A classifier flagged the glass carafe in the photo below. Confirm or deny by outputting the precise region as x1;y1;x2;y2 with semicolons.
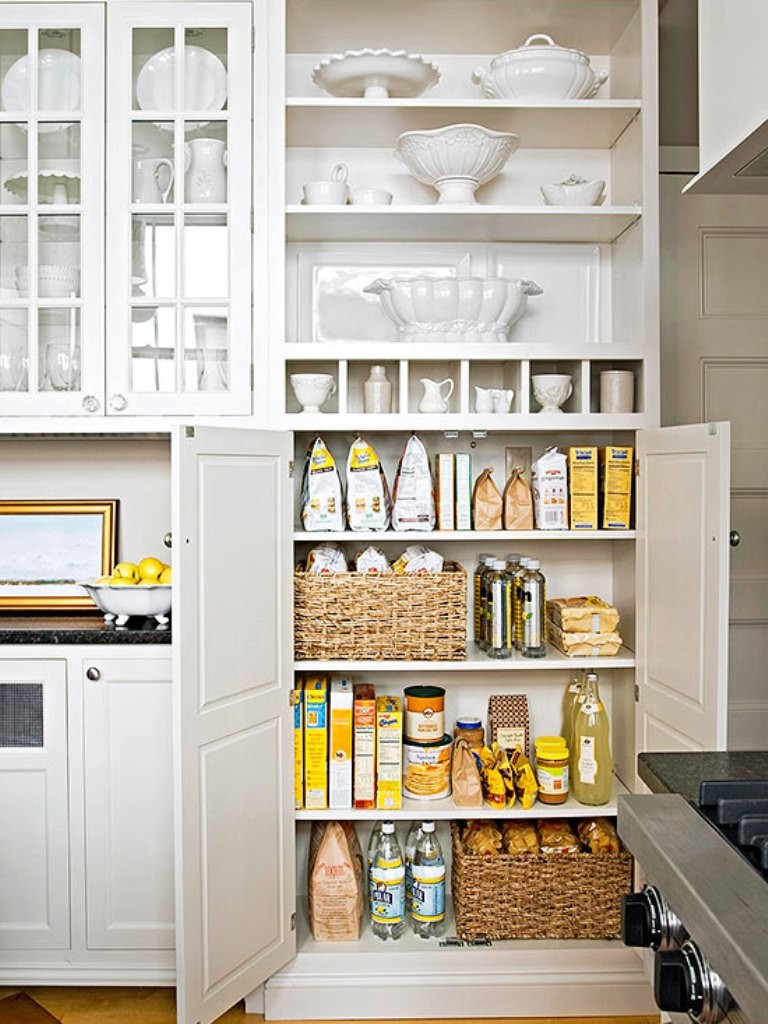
571;671;613;805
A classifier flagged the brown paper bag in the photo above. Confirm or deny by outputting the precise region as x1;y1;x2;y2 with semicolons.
451;737;484;807
472;467;502;530
503;468;534;530
308;821;364;941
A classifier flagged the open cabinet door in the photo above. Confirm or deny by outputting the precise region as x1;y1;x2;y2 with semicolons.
172;426;296;1024
636;422;730;757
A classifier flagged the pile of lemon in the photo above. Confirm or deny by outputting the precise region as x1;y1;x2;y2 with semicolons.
97;556;172;586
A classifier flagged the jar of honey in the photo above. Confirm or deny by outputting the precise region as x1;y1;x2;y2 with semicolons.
534;735;569;805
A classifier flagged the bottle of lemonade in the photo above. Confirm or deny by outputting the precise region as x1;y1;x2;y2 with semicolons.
561;670;585;749
571;671;613;805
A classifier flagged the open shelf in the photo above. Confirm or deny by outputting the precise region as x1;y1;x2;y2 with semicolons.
294;529;635;541
294;646;636;672
285;205;641;244
281;412;651;431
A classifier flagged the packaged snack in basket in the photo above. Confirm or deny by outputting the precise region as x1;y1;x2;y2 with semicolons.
345;435;391;532
547;620;623;658
532;447;568;530
355;546;391;574
462;821;502;856
547;596;620;634
305;542;348;574
451;737;483;807
301;436;343;532
392;434;435;531
472;467;503;530
538;819;580;855
503;467;534;530
502;820;540;855
392;544;444;575
308;821;364;941
577;817;621;855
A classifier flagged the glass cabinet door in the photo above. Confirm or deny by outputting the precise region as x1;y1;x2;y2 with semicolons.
0;5;103;415
106;4;252;416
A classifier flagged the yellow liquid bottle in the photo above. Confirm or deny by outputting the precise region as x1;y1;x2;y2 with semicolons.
571;671;613;806
561;670;585;749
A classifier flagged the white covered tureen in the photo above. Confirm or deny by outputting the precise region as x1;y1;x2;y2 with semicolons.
472;34;609;101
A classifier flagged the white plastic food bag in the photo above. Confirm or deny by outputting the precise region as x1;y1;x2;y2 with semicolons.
301;436;343;532
392;434;435;531
345;436;391;532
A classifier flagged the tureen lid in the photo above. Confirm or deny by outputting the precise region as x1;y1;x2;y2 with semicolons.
492;33;590;64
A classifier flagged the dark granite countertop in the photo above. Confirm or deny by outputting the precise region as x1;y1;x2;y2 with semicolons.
0;615;172;644
638;750;768;804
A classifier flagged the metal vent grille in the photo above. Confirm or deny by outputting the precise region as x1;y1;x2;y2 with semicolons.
0;683;44;747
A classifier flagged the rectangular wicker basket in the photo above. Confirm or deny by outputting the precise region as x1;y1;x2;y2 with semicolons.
294;561;467;661
450;822;633;940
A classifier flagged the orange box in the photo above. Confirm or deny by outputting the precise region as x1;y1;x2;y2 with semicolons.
353;683;376;809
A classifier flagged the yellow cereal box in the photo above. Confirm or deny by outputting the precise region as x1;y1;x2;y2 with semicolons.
304;676;329;810
329;678;353;809
354;683;376;809
292;685;303;810
600;446;634;529
568;446;598;530
376;695;403;810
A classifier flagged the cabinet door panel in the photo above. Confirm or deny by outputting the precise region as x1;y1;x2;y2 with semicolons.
174;426;295;1024
0;660;69;949
83;657;174;950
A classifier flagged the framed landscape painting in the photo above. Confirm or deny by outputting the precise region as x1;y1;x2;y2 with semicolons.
0;500;117;611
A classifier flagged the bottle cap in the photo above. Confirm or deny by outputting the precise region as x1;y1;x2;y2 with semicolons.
493;559;507;569
382;821;395;834
421;821;435;833
478;553;494;563
506;553;521;563
518;558;530;568
527;559;540;569
456;716;483;731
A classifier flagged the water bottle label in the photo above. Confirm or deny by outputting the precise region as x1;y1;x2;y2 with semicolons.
411;865;445;922
371;864;405;923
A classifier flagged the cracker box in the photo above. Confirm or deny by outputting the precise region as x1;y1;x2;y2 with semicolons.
455;453;473;531
600;446;634;529
436;453;456;531
376;695;403;810
292;685;304;810
353;683;376;809
568;446;598;531
304;676;329;810
330;678;353;809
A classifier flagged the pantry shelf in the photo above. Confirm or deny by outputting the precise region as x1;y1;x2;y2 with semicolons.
281;413;651;431
293;530;635;542
295;774;629;822
294;646;636;672
285;205;641;244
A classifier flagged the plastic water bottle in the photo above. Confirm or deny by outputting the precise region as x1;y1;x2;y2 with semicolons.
411;821;446;939
404;821;424;908
370;822;405;940
366;821;384;914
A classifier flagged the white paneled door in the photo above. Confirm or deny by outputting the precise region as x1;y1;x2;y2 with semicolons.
636;422;730;755
173;427;295;1024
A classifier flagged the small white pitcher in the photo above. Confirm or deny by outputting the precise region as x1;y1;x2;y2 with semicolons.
474;386;495;413
418;377;454;413
492;388;514;413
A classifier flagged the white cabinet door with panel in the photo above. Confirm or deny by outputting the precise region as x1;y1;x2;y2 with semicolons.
82;655;174;952
0;659;69;950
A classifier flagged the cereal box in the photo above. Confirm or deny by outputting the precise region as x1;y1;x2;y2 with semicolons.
376;695;403;810
353;683;376;809
292;684;303;810
600;446;634;529
568;446;598;531
304;676;329;810
436;453;456;531
329;678;353;809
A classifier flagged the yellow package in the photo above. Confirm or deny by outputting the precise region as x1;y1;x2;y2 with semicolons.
304;676;329;810
376;696;403;810
568;447;598;531
600;446;633;529
330;678;353;809
293;685;303;810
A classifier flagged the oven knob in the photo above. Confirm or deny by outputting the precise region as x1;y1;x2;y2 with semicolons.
654;948;704;1016
621;893;654;947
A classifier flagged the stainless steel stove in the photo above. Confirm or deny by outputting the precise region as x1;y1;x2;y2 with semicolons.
618;783;768;1024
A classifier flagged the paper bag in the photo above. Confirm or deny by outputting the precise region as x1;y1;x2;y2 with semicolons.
503;468;534;530
451;737;483;807
472;467;502;530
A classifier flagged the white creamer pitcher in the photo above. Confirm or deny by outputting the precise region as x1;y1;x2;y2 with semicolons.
418;377;454;413
184;138;227;203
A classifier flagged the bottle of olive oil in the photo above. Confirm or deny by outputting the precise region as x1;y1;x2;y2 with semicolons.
571;671;613;805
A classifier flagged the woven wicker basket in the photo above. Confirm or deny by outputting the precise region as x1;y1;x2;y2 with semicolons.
450;822;632;940
294;561;467;661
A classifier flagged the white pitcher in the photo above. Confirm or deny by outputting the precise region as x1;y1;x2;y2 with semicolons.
474;385;495;413
492;388;515;413
418;377;454;414
184;138;227;203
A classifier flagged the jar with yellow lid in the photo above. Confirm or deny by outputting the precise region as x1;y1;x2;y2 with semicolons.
534;735;569;805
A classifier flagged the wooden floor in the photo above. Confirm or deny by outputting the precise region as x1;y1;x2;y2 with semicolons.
0;988;661;1024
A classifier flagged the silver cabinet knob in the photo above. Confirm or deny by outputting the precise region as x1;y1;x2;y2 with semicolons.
109;393;128;412
730;530;741;548
82;394;100;413
163;532;172;549
85;667;101;681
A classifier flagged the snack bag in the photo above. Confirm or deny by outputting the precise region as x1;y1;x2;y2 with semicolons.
392;434;435;531
345;436;391;532
531;447;568;530
451;737;483;808
503;468;534;530
472;468;503;530
391;544;444;575
301;436;343;532
355;546;391;574
305;542;347;574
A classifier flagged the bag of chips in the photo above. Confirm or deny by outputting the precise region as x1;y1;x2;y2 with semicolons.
346;436;391;532
392;434;435;531
301;436;343;532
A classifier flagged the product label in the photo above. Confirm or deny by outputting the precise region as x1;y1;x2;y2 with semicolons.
405;707;443;740
536;763;569;795
496;726;526;755
522;578;544;649
578;735;597;785
371;861;405;923
411;864;446;922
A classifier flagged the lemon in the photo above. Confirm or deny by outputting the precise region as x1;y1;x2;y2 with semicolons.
108;577;136;586
95;575;113;584
113;562;140;583
158;566;172;584
138;556;166;582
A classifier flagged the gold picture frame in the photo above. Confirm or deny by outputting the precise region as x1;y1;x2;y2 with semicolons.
0;499;117;611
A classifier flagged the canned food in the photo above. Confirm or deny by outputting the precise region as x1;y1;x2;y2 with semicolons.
403;734;453;800
404;685;445;742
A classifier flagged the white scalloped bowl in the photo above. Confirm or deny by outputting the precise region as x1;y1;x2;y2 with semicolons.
15;264;80;298
81;581;171;626
363;275;543;343
395;123;519;204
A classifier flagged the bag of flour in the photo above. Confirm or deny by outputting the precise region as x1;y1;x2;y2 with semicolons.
345;436;391;532
392;434;435;531
532;447;568;530
308;821;364;941
301;436;343;532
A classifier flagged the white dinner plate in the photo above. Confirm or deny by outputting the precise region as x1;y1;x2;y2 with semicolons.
136;44;227;114
1;49;81;132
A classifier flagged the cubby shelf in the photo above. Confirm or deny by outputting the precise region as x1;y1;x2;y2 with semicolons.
294;647;636;672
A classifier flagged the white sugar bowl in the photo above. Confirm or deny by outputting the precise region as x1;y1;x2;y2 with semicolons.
532;373;573;414
540;174;605;206
290;373;337;412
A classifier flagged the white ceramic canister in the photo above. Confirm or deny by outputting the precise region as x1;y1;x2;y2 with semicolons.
404;685;445;742
363;364;392;413
600;370;634;413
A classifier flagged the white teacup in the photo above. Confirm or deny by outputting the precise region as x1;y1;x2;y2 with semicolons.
532;373;573;414
290;373;336;412
349;187;393;206
302;162;349;205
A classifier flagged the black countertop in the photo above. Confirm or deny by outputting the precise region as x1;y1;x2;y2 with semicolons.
0;615;172;644
638;750;768;804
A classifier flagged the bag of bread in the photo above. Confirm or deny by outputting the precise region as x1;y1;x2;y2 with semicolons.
472;468;502;530
503;468;534;530
451;737;483;807
355;546;391;574
346;436;391;532
301;436;343;532
306;542;347;574
392;434;435;531
308;821;364;941
538;819;579;855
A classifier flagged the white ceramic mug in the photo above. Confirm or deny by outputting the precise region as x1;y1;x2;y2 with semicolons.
133;157;175;204
290;372;336;412
348;187;393;206
600;369;634;413
302;163;349;205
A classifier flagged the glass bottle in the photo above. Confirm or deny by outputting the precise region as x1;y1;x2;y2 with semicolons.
513;557;530;649
473;553;494;648
562;670;585;748
571;671;613;806
370;821;405;940
363;364;392;414
521;559;546;658
487;560;512;659
411;821;446;938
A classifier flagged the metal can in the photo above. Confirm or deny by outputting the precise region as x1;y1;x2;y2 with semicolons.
403;685;445;742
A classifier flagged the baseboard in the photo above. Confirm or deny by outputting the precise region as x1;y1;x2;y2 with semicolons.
729;700;768;749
